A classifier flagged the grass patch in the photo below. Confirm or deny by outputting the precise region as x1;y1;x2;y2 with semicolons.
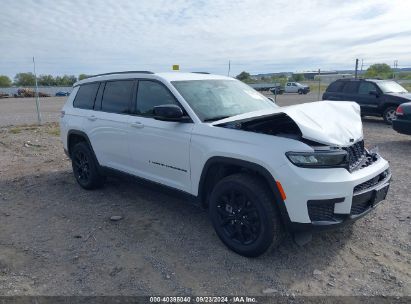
45;122;60;136
7;123;60;136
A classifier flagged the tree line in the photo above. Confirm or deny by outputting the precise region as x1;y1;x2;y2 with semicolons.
0;73;90;87
235;63;407;84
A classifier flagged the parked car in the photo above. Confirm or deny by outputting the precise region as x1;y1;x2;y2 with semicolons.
60;71;391;257
322;79;411;124
269;86;284;95
392;102;411;135
249;83;284;94
56;91;70;96
284;82;310;94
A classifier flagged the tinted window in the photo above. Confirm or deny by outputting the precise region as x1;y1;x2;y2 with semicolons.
358;82;377;94
327;81;345;92
73;83;99;109
101;80;134;114
342;82;358;93
136;81;177;116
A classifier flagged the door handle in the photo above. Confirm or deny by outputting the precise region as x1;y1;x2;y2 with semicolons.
131;121;144;128
88;115;97;121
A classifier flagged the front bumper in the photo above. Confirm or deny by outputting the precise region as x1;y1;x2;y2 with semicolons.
274;153;390;229
393;118;411;135
290;170;391;232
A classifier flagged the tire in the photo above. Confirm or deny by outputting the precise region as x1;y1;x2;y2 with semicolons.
208;173;284;257
71;142;104;190
383;106;397;124
298;89;303;95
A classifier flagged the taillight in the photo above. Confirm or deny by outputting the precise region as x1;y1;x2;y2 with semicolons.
396;106;404;116
60;110;65;118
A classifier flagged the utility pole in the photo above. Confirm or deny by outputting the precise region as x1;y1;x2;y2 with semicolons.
393;60;398;79
360;59;364;73
317;68;321;100
354;58;359;79
227;60;231;77
33;56;41;125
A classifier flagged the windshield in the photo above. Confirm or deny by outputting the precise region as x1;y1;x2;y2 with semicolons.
378;81;408;93
172;79;278;121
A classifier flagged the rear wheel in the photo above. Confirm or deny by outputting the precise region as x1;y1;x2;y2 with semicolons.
209;173;284;257
383;106;397;124
71;142;104;189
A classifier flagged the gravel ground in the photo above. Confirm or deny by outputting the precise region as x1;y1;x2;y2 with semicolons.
0;109;410;297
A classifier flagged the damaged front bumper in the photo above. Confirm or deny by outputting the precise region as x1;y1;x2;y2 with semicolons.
274;151;390;234
290;168;391;233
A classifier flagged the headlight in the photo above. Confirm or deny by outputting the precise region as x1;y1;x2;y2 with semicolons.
286;150;348;168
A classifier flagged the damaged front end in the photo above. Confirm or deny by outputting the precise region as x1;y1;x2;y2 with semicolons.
214;101;379;172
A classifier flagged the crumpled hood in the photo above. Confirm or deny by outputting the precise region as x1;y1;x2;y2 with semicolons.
212;101;363;147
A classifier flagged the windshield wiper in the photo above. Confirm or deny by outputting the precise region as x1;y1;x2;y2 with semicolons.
203;115;231;122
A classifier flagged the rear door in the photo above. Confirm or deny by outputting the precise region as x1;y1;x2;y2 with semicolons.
356;81;381;115
339;81;359;102
323;81;345;100
85;80;136;172
127;80;193;193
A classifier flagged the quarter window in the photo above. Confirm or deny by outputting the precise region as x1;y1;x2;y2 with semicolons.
136;81;177;116
101;80;134;114
73;83;99;109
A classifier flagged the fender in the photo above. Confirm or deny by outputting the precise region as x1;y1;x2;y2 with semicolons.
198;156;292;228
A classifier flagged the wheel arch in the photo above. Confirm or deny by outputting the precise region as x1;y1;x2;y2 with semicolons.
198;156;291;227
67;130;97;162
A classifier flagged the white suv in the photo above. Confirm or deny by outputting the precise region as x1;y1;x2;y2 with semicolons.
60;71;391;257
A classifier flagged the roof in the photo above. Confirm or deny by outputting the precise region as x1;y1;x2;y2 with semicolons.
74;71;233;86
336;78;389;82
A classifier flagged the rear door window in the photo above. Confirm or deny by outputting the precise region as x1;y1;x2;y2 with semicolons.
73;83;100;109
101;80;134;114
342;82;359;94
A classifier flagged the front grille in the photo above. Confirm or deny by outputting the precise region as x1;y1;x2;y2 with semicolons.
307;199;344;222
343;140;366;171
354;169;390;193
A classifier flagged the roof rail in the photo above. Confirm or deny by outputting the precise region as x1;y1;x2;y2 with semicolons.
87;71;154;79
191;72;210;74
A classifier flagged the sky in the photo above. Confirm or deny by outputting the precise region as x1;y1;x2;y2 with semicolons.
1;0;411;78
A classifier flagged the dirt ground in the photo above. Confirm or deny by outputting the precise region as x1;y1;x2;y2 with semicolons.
0;118;410;297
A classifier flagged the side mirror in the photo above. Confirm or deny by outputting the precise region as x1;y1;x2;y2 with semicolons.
369;90;379;97
153;104;185;121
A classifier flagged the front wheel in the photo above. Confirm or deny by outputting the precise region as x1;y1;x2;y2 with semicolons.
209;173;284;257
298;89;303;95
383;106;397;124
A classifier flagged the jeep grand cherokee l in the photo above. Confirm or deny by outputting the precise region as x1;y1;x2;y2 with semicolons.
322;78;410;124
60;71;391;257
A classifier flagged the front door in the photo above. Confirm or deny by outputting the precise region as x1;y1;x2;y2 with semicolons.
127;80;193;193
356;81;380;115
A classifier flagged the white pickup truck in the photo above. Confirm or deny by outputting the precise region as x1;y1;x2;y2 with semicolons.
284;82;310;94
